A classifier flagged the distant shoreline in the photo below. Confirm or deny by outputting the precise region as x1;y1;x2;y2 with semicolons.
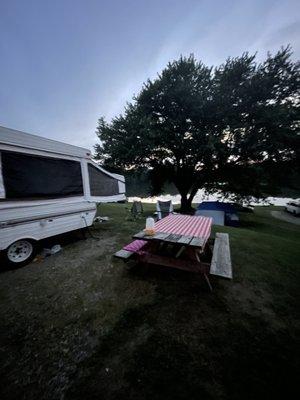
128;189;299;206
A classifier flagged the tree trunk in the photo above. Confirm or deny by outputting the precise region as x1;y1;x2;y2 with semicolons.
174;171;198;213
179;187;198;214
180;193;194;214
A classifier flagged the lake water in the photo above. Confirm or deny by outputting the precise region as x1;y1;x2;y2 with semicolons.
128;189;298;206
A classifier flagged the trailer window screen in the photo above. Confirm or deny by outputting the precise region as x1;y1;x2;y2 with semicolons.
2;151;83;199
88;164;119;196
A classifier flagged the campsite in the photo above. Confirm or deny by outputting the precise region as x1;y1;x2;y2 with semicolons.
1;1;300;399
0;203;299;399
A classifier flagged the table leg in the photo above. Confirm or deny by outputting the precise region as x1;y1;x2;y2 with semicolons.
175;245;186;258
195;249;213;292
204;273;213;292
136;241;212;291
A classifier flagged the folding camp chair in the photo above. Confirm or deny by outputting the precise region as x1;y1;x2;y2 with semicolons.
126;201;144;220
155;200;174;220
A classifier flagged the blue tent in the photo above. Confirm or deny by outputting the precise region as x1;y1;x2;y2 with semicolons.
195;201;239;226
197;201;236;212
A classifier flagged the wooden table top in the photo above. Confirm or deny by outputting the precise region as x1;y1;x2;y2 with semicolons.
133;214;212;249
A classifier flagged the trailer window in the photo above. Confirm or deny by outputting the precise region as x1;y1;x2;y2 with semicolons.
88;164;119;196
2;151;83;199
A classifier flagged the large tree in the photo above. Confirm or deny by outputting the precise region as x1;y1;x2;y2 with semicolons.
95;47;300;211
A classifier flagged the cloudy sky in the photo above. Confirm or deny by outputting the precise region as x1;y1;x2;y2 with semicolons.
0;0;299;150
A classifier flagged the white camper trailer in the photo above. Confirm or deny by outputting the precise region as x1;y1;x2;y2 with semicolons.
0;126;126;266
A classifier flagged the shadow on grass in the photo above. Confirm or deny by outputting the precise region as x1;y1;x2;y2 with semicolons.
65;295;298;400
126;262;214;293
238;218;265;230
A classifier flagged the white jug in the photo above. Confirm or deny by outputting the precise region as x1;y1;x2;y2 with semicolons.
145;217;155;235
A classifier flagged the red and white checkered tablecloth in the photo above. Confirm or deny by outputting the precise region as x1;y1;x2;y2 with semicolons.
123;214;212;253
155;214;212;241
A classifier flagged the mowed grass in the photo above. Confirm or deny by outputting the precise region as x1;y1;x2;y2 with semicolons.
0;204;299;400
71;204;300;400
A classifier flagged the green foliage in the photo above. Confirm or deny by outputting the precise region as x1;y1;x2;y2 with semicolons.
123;168;178;197
95;48;300;209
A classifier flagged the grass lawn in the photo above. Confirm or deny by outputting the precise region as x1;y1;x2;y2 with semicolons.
0;204;299;400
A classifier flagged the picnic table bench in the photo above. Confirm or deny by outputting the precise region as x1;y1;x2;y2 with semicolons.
114;214;232;290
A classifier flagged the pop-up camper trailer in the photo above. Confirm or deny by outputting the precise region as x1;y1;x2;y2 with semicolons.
0;126;126;266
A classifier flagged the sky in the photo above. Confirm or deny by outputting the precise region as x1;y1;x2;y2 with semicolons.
0;0;299;151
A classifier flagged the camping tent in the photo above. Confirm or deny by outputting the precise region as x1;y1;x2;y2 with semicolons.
195;201;239;227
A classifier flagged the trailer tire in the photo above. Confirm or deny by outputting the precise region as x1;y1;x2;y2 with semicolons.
5;239;37;267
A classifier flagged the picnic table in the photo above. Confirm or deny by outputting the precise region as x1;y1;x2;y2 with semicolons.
135;214;214;290
134;214;212;248
115;214;232;291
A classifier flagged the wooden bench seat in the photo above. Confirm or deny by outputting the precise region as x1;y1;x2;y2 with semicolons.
210;233;232;279
114;239;147;261
114;249;135;260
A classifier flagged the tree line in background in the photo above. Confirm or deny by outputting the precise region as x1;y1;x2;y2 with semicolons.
94;47;300;211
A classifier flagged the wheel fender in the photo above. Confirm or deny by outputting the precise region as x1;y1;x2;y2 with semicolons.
3;236;38;251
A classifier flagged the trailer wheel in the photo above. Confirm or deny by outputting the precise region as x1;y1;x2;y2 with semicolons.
5;239;37;267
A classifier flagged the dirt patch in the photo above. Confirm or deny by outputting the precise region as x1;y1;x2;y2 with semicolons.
223;281;287;330
0;230;156;400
